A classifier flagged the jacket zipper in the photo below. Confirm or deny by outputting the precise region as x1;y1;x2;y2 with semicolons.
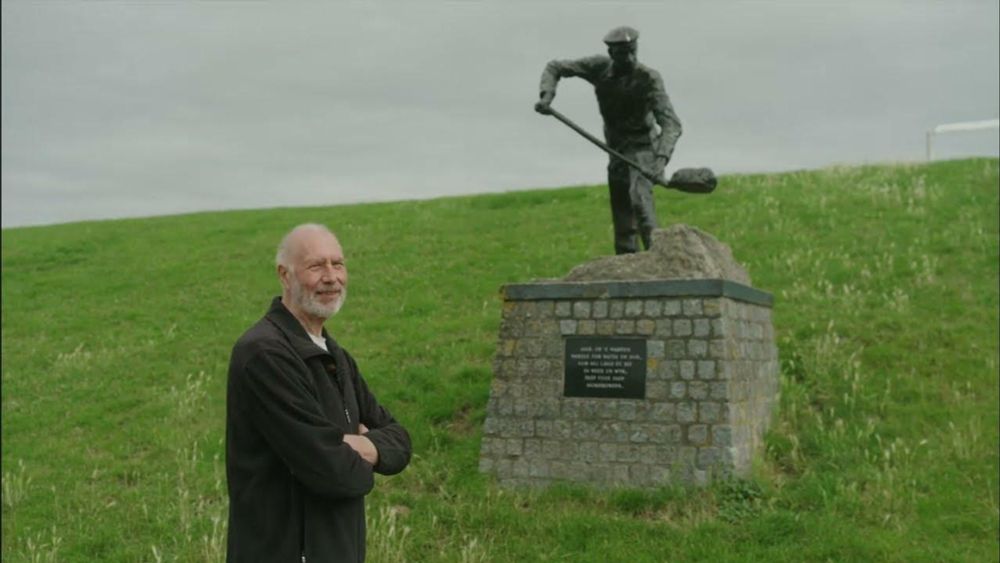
328;355;353;429
299;483;307;563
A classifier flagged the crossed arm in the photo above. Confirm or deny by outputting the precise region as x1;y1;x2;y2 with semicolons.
343;424;378;465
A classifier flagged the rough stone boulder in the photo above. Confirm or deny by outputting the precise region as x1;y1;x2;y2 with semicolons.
563;224;751;285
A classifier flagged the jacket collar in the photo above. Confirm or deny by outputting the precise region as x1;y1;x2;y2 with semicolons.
264;296;339;360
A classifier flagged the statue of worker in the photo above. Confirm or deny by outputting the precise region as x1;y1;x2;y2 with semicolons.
535;26;682;255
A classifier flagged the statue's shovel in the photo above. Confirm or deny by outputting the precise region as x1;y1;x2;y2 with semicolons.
545;107;717;194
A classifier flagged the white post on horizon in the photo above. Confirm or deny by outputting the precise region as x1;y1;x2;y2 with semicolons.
926;118;1000;160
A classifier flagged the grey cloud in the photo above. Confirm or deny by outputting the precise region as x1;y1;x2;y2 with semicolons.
2;1;997;227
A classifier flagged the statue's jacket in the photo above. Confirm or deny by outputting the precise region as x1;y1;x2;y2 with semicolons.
539;55;682;159
226;297;411;563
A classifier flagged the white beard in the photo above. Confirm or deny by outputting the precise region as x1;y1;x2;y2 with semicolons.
290;279;346;320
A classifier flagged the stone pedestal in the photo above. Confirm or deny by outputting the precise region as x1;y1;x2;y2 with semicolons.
479;279;778;488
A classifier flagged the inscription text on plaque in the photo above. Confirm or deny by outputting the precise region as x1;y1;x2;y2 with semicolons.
564;337;646;399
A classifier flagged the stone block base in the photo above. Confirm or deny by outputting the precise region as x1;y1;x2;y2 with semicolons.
480;279;779;488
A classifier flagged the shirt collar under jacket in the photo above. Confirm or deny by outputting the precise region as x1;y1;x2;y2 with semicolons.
263;296;338;361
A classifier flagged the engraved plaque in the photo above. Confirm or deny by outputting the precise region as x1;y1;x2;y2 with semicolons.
564;337;646;399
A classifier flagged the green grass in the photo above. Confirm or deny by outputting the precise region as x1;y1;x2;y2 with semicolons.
2;158;998;562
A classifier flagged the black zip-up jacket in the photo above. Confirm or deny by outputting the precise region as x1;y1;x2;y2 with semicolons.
226;297;411;562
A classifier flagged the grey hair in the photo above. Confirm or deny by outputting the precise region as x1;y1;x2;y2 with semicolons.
275;223;336;270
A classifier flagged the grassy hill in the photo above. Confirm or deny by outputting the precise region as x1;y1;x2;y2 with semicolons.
2;158;998;562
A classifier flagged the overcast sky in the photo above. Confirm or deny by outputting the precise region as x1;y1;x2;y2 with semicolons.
2;1;998;228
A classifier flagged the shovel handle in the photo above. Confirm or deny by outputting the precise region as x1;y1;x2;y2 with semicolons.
545;107;716;193
547;108;668;186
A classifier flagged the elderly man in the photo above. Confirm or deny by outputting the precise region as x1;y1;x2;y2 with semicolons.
226;223;411;563
535;25;683;254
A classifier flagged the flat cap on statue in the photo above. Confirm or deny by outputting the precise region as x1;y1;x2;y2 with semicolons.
603;26;639;45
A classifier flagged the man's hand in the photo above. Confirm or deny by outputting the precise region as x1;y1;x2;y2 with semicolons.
343;433;379;466
534;91;554;115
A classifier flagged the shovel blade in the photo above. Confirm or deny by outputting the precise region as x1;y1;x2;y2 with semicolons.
664;167;717;193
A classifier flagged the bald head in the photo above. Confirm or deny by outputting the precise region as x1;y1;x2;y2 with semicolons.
276;223;339;271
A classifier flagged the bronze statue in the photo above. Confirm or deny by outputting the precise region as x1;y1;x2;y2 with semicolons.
535;26;715;255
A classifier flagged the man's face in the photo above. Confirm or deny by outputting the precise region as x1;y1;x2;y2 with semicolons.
608;43;637;71
280;230;348;321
